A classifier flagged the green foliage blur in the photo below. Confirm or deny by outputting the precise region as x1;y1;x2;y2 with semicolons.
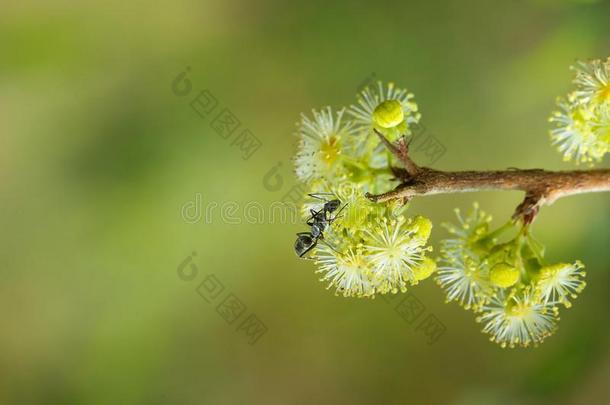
1;0;609;403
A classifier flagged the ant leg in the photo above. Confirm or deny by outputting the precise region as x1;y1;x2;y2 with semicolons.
305;209;319;225
329;203;349;221
308;193;336;202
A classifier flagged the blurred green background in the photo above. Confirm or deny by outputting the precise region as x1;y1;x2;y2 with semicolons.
1;0;610;403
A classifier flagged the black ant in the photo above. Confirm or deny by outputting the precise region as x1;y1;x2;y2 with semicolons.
294;193;347;259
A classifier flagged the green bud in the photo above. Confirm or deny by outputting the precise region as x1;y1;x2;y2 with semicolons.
489;263;520;288
413;257;437;281
410;215;432;241
373;100;404;129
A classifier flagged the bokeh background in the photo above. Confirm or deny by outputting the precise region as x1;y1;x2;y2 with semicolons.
2;0;610;403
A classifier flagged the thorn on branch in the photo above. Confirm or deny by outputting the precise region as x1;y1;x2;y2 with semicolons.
373;128;420;177
373;128;400;155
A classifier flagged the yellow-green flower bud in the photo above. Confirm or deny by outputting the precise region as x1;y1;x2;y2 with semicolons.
373;100;404;128
490;263;520;288
410;215;432;242
413;257;437;281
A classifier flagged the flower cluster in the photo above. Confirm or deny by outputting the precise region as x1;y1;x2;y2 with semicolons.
310;183;435;298
295;82;421;195
549;56;610;164
349;81;421;142
294;82;435;297
437;204;586;348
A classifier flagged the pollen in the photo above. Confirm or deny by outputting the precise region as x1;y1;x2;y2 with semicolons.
599;84;610;102
507;301;529;317
319;136;341;165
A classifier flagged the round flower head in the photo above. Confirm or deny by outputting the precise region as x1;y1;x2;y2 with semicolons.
549;96;608;164
549;56;610;165
348;81;421;141
316;247;375;298
590;101;610;147
436;204;494;310
437;250;491;310
294;107;356;182
477;289;558;348
571;57;610;105
535;261;586;308
363;216;432;294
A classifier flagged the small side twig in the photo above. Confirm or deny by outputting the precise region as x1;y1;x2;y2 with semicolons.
373;129;420;177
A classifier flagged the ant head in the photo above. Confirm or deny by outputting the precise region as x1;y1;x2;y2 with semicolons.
325;199;341;212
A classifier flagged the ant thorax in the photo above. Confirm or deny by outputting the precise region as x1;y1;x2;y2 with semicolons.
294;193;348;259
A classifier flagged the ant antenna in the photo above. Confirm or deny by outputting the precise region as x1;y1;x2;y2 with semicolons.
308;192;336;202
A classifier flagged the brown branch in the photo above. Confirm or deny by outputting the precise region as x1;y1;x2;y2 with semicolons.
366;167;610;223
367;129;610;223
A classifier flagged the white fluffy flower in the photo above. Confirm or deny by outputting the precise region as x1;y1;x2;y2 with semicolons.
550;57;610;165
477;289;558;348
572;57;610;104
316;247;375;298
535;261;586;308
363;216;429;294
549;97;608;164
591;101;610;146
294;107;356;182
348;81;420;138
437;252;492;311
436;204;494;310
